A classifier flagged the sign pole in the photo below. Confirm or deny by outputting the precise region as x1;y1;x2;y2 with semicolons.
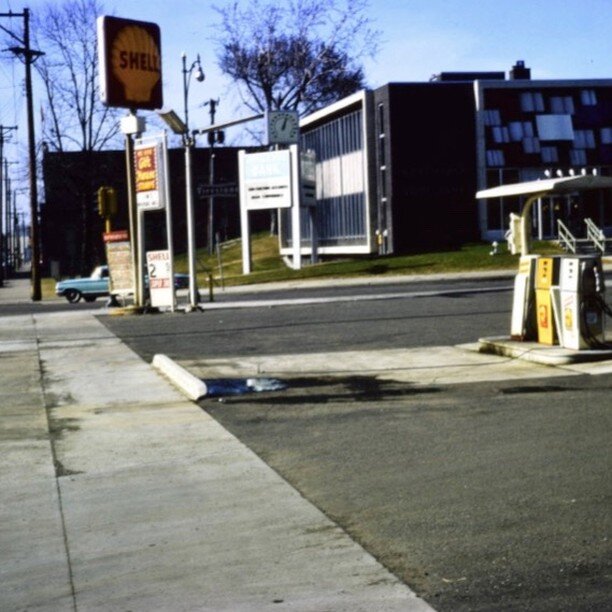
162;132;176;311
290;144;301;270
238;150;251;274
123;121;140;306
136;208;145;306
185;140;199;309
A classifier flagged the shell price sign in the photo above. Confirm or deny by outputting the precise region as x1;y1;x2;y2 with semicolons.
134;138;166;210
97;15;163;110
146;250;174;308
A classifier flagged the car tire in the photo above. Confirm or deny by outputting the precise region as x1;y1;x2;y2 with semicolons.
65;289;82;303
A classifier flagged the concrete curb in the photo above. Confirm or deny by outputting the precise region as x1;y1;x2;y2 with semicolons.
152;354;208;400
477;335;612;365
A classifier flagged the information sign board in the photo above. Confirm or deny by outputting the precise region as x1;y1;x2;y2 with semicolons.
104;233;133;296
243;150;292;210
146;250;174;307
135;138;166;210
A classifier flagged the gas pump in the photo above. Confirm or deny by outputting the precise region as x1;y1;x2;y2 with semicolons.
510;255;538;341
558;256;606;350
476;173;612;350
534;256;561;345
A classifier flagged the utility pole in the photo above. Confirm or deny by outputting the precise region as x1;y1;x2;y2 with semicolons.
203;98;222;255
1;9;44;300
0;126;17;285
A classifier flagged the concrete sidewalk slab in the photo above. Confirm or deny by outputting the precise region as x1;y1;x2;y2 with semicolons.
1;309;432;611
177;344;588;390
0;331;74;611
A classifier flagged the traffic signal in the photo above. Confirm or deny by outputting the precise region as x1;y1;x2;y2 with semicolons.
97;186;117;218
207;130;225;146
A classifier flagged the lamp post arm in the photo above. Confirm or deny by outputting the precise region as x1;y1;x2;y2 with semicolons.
193;113;265;137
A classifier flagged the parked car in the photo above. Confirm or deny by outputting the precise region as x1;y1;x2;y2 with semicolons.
56;265;110;303
55;265;190;303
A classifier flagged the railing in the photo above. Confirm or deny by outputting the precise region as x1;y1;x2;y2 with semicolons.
584;218;607;254
557;219;577;253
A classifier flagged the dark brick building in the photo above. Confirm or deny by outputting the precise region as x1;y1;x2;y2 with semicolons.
41;145;257;276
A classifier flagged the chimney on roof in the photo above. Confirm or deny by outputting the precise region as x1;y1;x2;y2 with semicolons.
510;60;531;80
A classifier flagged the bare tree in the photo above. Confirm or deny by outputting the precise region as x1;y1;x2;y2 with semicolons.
33;0;121;152
30;0;123;273
214;0;379;116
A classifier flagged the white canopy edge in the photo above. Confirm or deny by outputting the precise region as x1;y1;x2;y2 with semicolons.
476;175;612;199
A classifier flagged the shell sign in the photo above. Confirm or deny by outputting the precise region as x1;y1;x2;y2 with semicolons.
97;16;163;110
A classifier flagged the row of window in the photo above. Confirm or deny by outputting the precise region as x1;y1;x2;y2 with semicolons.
489;126;610;148
484;89;599;125
486;146;593;166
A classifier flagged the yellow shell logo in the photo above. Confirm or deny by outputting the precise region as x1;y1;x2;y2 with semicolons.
111;26;161;103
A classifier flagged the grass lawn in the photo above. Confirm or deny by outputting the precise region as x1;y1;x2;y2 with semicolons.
43;234;564;299
176;233;564;287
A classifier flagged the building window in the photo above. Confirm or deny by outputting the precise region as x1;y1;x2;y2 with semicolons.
523;137;540;154
550;96;575;114
570;149;587;165
536;115;574;141
508;121;534;141
581;90;597;106
574;130;596;149
541;146;558;163
487;150;505;166
492;126;509;143
520;92;544;112
483;109;501;126
379;137;386;167
378;103;385;136
601;127;612;144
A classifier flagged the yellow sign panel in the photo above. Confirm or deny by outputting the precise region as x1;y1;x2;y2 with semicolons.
135;147;158;194
97;16;163;110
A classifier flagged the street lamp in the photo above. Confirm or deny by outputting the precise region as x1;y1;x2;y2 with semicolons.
182;52;205;133
158;52;204;310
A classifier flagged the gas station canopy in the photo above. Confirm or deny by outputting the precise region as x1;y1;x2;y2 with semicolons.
476;174;612;200
476;174;612;257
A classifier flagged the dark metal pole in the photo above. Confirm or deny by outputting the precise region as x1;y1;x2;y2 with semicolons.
124;127;140;305
22;9;41;300
0;132;4;286
2;9;44;297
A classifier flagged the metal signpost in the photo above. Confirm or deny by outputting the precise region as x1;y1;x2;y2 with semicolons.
134;133;175;310
97;15;163;309
239;145;317;274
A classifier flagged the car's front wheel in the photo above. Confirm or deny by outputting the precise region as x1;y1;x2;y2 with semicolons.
65;289;82;303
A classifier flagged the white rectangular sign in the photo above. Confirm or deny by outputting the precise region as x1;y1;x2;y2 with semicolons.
146;250;174;307
243;150;292;210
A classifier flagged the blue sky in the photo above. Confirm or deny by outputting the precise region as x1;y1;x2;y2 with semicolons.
1;0;610;212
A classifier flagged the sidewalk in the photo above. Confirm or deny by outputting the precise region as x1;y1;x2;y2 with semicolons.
0;277;35;304
0;281;432;610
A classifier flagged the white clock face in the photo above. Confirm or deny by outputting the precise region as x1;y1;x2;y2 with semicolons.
267;111;299;144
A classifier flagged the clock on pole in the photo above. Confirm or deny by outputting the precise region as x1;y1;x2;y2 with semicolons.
266;110;300;145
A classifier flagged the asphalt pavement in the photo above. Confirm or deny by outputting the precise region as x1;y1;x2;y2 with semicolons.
0;276;432;611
